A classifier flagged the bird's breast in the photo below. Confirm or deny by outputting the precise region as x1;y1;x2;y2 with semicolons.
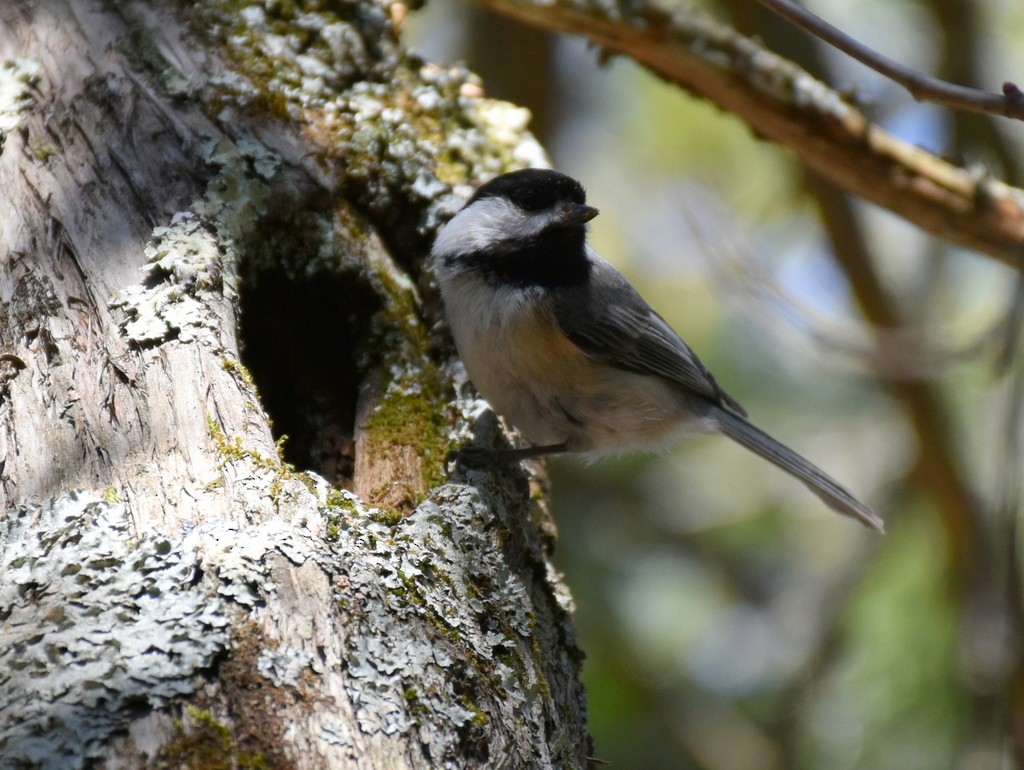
442;276;707;452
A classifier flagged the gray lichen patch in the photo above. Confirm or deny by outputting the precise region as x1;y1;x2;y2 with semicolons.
110;214;226;344
195;135;282;246
203;0;393;110
326;71;548;232
322;480;586;766
311;64;549;266
257;643;315;687
197;511;320;606
0;57;41;134
0;491;231;770
109;137;282;348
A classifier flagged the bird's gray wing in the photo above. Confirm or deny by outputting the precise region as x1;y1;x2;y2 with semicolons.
552;256;747;416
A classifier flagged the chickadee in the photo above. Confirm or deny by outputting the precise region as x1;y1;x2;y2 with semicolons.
433;168;883;532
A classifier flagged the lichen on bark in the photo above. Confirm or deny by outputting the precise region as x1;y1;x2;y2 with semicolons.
0;493;230;769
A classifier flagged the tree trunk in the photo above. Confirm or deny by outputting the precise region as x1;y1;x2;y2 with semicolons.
0;1;587;767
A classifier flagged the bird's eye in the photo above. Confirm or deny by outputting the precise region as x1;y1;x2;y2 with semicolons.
515;190;547;212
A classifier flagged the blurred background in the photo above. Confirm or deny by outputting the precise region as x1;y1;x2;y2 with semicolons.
406;1;1024;767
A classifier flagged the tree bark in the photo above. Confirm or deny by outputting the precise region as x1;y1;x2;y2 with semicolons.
0;1;587;767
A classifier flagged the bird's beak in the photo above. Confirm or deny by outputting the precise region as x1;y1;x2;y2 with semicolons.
564;203;599;225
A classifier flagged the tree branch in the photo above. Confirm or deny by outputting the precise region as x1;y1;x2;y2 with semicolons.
475;0;1024;270
751;0;1024;121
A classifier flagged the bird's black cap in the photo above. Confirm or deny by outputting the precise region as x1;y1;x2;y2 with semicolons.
469;168;587;212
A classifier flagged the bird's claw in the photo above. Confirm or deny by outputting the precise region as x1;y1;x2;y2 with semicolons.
445;445;498;474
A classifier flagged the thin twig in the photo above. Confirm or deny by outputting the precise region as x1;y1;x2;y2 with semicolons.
751;0;1024;121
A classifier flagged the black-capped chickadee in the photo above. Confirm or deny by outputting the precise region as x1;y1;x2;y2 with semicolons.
433;168;883;532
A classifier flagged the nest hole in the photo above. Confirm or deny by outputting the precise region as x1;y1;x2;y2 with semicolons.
238;267;381;488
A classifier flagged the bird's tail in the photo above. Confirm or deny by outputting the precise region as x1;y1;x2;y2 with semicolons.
715;408;884;533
